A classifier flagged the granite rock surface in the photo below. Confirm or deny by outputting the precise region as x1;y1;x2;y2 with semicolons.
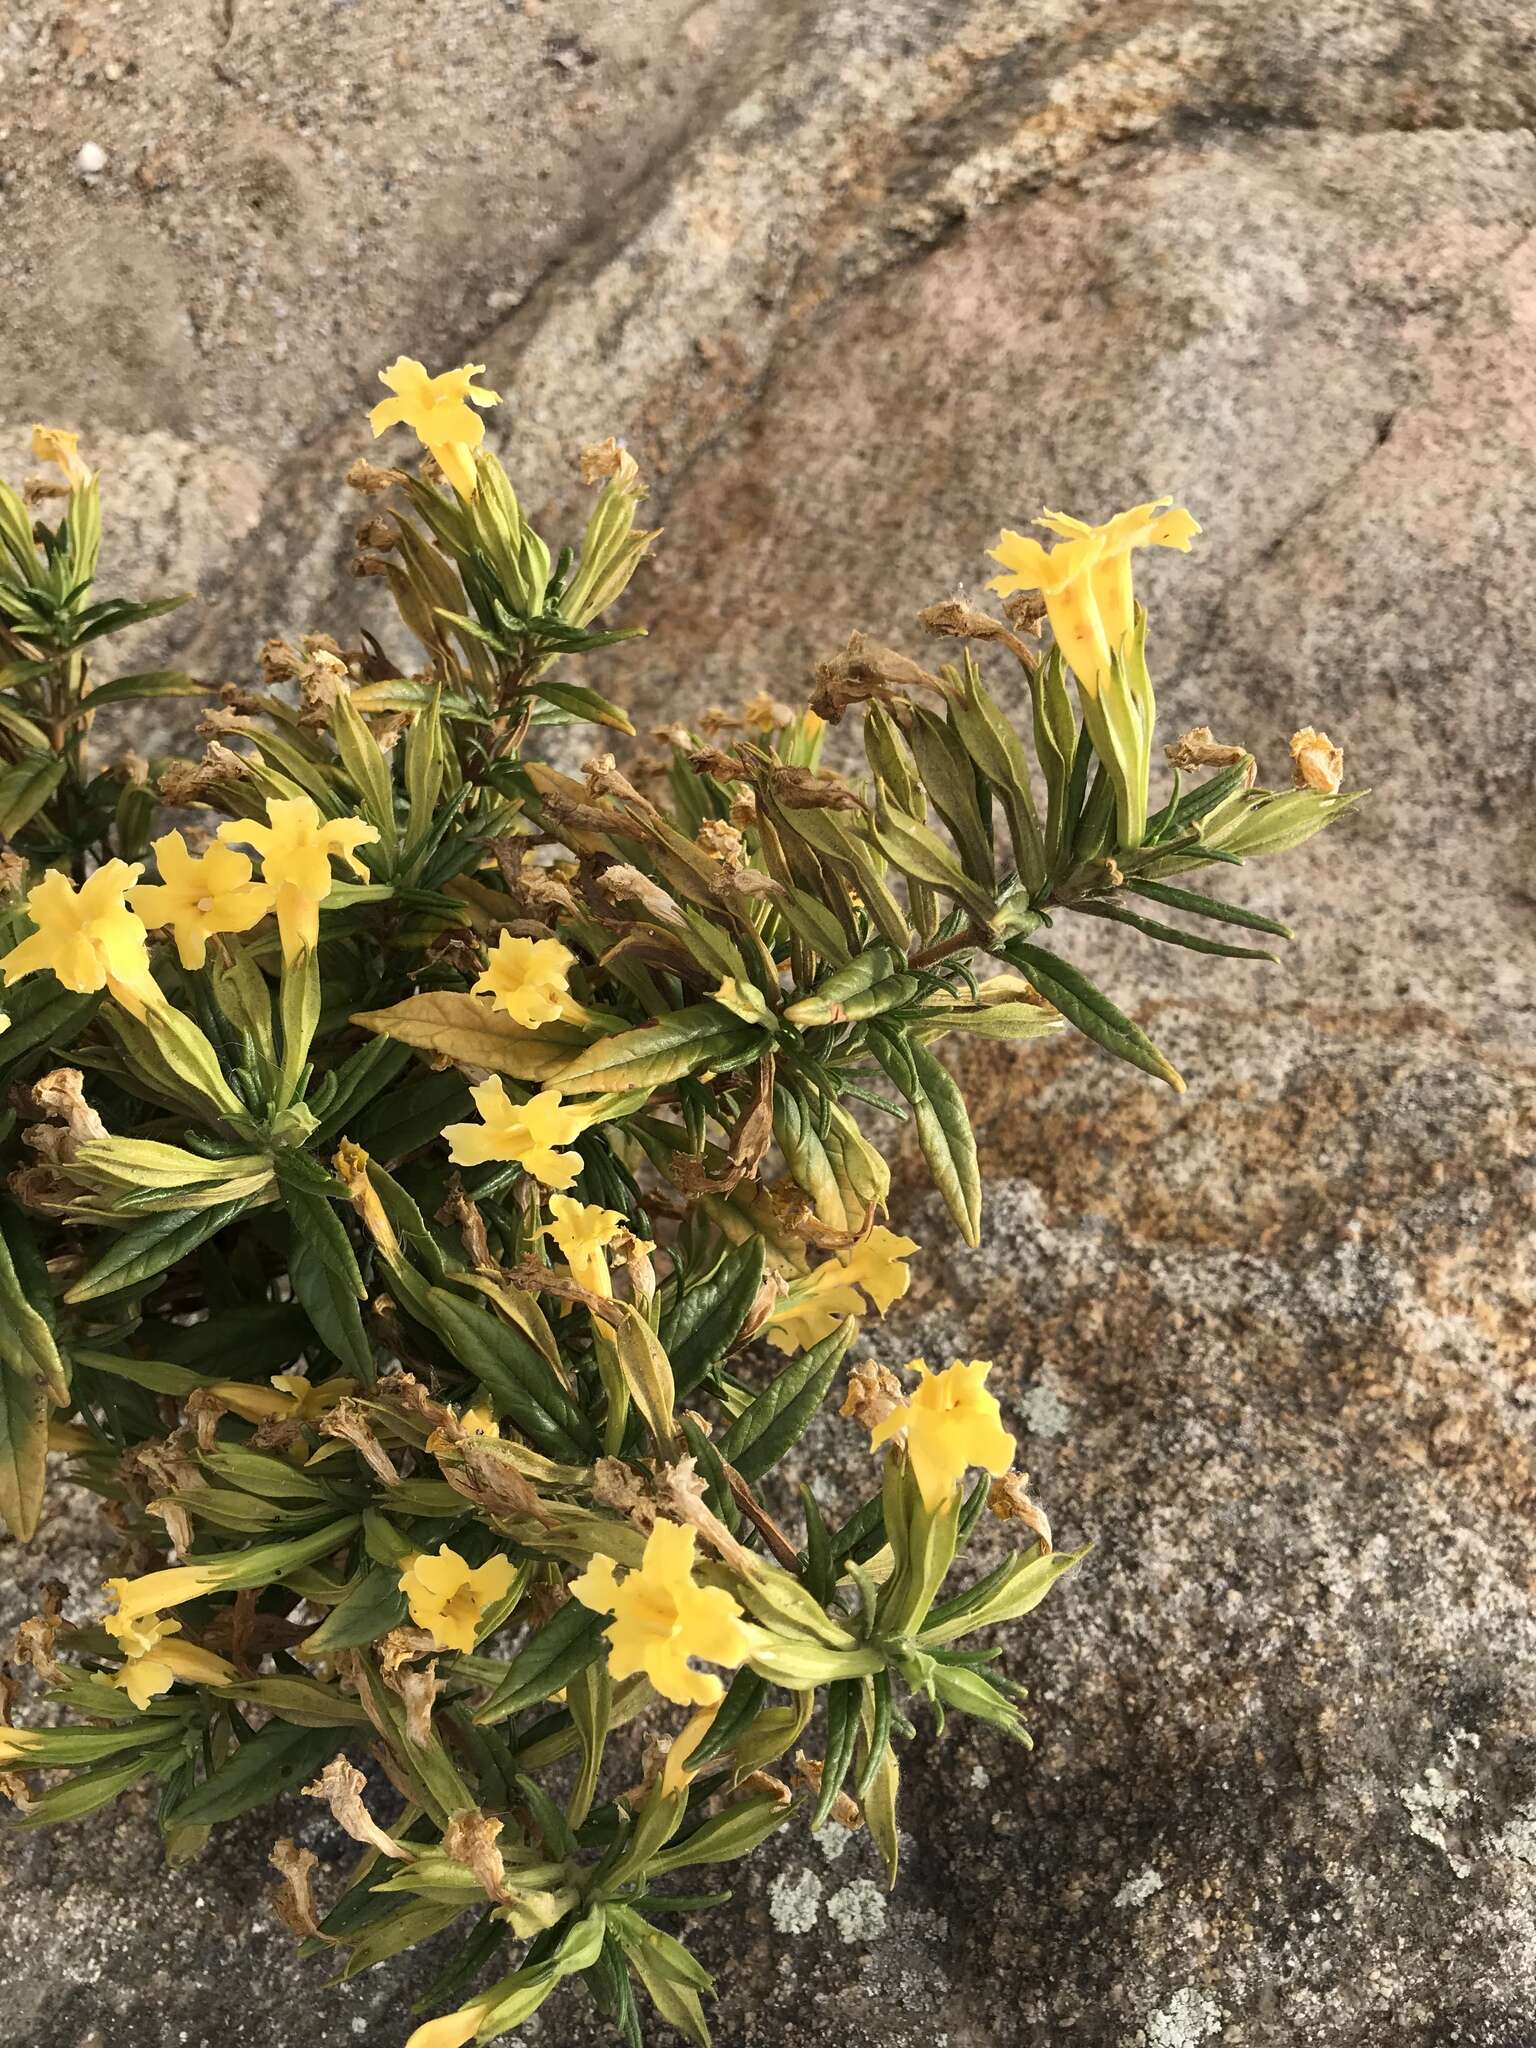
2;2;1534;2043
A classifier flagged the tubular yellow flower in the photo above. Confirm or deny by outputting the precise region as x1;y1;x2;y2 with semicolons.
128;830;274;971
835;1225;919;1316
218;796;378;961
867;1358;1017;1513
443;1079;592;1190
404;2001;493;2048
546;1193;624;1298
763;1226;917;1354
763;1273;864;1355
986;499;1199;699
472;932;575;1029
398;1544;516;1654
204;1373;356;1424
0;862;160;1020
31;423;91;488
369;356;501;499
661;1699;722;1798
107;1615;238;1711
104;1563;224;1625
571;1518;751;1707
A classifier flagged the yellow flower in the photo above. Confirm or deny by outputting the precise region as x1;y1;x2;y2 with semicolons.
443;1079;591;1190
546;1193;623;1298
218;795;378;961
836;1225;918;1315
369;356;501;499
31;423;91;489
460;1406;498;1438
104;1563;224;1626
868;1358;1017;1513
106;1614;237;1711
986;499;1199;699
203;1373;356;1424
763;1275;864;1356
763;1226;918;1354
571;1518;751;1707
398;1544;516;1654
404;2002;494;2048
0;861;160;1020
128;830;274;971
472;932;575;1028
661;1699;723;1797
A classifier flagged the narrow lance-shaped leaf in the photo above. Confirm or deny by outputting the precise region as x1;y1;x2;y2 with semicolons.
1004;939;1185;1093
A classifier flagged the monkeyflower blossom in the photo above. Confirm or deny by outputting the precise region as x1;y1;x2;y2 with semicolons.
398;1544;516;1654
571;1518;751;1707
218;795;377;961
986;499;1199;699
404;2002;495;2048
443;1079;592;1190
472;932;575;1029
764;1224;918;1354
105;1613;237;1711
867;1358;1017;1513
103;1564;225;1628
203;1373;356;1424
546;1194;624;1298
369;356;501;499
128;830;273;971
0;862;160;1020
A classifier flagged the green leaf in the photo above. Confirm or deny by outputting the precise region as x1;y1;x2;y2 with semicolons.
330;683;399;856
0;751;67;835
167;1719;343;1828
278;1170;373;1378
565;1653;611;1829
1074;899;1282;964
1004;939;1185;1092
870;1027;982;1246
718;1317;855;1483
868;794;996;926
475;1596;606;1725
63;1196;256;1306
553;1006;762;1096
13;1746;183;1828
213;1676;372;1728
300;1562;409;1654
811;1677;863;1830
70;1346;206;1397
389;1268;596;1460
1126;878;1293;939
77;670;207;713
661;1236;765;1397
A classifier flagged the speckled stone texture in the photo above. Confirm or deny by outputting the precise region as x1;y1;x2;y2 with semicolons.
2;3;1535;2044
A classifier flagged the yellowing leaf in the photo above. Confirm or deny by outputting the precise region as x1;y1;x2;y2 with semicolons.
351;992;596;1081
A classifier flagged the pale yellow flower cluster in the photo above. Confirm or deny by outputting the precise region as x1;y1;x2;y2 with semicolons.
0;796;378;1013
